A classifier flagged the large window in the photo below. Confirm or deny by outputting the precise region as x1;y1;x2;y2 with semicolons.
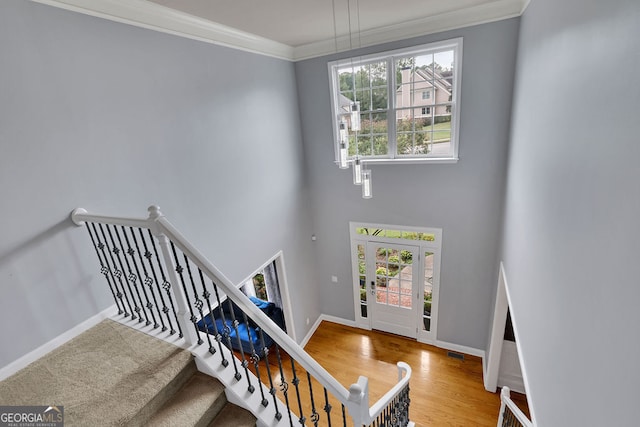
329;38;462;164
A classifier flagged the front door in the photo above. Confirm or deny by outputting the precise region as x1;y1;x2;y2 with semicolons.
368;242;419;338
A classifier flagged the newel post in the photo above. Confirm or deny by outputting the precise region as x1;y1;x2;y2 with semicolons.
147;205;198;346
346;376;370;425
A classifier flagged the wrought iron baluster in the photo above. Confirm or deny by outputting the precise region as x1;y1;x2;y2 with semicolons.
225;298;254;393
289;358;306;426
169;242;203;344
85;223;123;315
274;344;294;427
323;387;333;427
194;269;216;354
240;310;267;404
341;403;347;427
183;255;210;349
137;228;169;332
121;226;156;327
147;229;180;336
102;224;138;320
130;227;164;330
111;224;148;324
258;328;281;420
211;284;241;378
204;278;229;367
306;372;320;426
182;253;216;354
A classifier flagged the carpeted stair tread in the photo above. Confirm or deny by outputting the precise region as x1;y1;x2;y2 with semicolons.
0;319;193;426
208;402;256;427
146;372;226;427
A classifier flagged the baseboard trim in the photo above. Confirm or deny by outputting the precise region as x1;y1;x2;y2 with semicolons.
300;314;357;348
434;339;485;359
0;304;117;381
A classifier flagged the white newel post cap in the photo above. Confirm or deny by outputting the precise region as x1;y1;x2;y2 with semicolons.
147;205;163;219
71;208;88;226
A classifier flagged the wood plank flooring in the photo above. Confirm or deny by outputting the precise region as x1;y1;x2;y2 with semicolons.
241;321;528;426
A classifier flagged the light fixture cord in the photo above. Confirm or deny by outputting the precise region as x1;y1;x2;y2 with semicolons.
332;0;338;54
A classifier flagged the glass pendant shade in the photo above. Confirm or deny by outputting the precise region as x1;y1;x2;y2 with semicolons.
339;119;348;143
362;169;372;198
339;142;348;169
353;157;362;185
351;102;361;131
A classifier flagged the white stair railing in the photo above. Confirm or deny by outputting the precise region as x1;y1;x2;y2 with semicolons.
497;387;533;427
72;206;412;426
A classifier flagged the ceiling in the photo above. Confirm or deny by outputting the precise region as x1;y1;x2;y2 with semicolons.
34;0;528;60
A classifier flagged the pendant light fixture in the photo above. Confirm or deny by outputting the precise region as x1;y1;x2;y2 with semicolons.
332;0;372;198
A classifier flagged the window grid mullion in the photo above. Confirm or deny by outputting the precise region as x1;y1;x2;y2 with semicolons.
388;57;397;159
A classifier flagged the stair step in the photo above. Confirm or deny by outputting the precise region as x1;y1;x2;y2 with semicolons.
146;372;227;427
0;319;194;426
208;402;257;427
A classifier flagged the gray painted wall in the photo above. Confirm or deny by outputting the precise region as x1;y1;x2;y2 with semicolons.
296;18;520;350
0;0;318;367
502;0;640;424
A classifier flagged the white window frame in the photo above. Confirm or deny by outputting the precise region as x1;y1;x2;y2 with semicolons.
328;38;463;165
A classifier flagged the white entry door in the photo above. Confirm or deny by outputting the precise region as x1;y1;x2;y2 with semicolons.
367;242;419;338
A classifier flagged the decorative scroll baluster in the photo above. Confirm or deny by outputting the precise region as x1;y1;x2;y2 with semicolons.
258;328;281;421
111;224;149;324
195;270;217;355
129;227;163;330
204;279;229;367
102;224;138;320
275;345;294;427
240;310;268;406
183;256;211;349
147;230;180;336
169;242;203;345
307;372;320;426
225;298;255;393
289;359;306;426
137;228;169;332
323;387;333;427
121;226;157;327
85;223;123;315
212;283;241;378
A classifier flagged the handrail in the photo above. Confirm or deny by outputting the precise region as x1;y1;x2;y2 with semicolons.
367;362;411;421
72;205;411;425
498;387;533;427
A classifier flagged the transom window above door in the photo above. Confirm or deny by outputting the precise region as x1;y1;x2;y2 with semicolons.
328;38;462;165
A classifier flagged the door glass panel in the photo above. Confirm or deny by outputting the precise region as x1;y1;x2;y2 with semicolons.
423;251;434;331
375;246;412;309
358;244;367;318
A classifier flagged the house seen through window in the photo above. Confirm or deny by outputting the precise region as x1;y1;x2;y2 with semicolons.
329;38;462;164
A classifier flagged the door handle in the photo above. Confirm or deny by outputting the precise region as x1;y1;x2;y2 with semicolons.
371;280;375;295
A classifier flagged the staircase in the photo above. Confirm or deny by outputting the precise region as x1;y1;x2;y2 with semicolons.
0;319;255;426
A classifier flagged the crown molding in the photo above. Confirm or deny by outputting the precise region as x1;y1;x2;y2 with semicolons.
30;0;295;61
292;0;526;61
30;0;527;62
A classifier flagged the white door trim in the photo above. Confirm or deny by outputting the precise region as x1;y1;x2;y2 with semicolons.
239;250;297;342
484;262;509;392
349;222;442;344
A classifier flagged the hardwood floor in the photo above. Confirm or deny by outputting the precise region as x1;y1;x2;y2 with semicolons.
241;321;529;426
303;321;509;427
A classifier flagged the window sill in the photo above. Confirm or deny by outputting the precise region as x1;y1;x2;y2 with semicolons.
336;157;459;166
